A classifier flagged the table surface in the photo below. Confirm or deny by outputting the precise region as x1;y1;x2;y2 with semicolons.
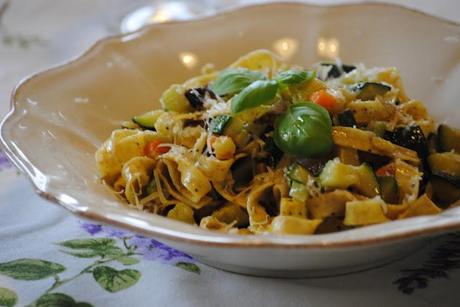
1;1;460;306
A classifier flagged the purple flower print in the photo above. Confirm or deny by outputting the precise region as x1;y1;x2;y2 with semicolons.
80;222;127;238
80;222;102;235
101;225;129;239
0;151;13;171
79;222;196;265
129;235;193;264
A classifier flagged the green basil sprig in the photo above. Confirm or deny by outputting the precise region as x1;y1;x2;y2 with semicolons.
275;70;315;86
227;69;316;114
212;68;266;96
231;80;279;114
274;101;333;158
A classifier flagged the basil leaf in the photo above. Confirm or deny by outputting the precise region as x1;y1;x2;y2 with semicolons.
210;115;232;135
231;80;279;114
274;102;332;158
212;68;266;96
276;70;315;86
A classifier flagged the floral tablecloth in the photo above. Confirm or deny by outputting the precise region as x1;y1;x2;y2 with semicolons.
1;1;460;306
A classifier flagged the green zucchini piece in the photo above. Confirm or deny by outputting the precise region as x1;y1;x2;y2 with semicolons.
371;121;388;138
223;116;250;147
336;109;357;127
210;115;232;135
133;110;164;129
358;163;381;197
430;176;460;208
121;120;140;130
160;84;192;113
319;159;380;197
144;177;156;196
286;163;309;184
289;181;309;202
286;164;310;202
319;63;356;80
353;82;391;100
319;159;356;190
438;124;460;153
428;152;460;186
377;176;399;203
384;125;428;159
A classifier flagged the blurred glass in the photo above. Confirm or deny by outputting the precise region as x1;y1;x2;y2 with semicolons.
121;1;217;33
101;0;236;34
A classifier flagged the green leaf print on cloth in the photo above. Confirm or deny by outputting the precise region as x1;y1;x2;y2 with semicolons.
58;238;124;258
0;259;65;280
92;266;141;293
0;287;18;307
32;293;93;307
0;221;201;306
176;262;201;274
115;256;140;266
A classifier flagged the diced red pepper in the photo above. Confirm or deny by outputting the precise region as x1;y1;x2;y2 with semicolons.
310;90;337;112
144;140;170;157
376;163;395;177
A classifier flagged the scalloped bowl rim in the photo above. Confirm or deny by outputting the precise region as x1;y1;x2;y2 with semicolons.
2;1;460;249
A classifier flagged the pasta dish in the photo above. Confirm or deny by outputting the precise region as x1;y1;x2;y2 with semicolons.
96;50;460;235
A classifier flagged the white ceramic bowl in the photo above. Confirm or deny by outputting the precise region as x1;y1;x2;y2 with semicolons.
2;2;460;277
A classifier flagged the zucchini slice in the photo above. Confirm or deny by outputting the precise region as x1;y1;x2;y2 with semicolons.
121;120;140;130
430;176;460;208
160;84;192;113
428;152;460;186
384;125;428;157
184;87;216;110
336;109;356;127
223;116;250;147
353;82;391;100
370;121;387;138
286;164;310;202
320;63;356;80
377;176;399;203
438;124;460;153
144;176;157;196
319;158;380;197
286;163;309;184
133;110;164;129
358;163;381;197
289;181;309;202
342;64;357;74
